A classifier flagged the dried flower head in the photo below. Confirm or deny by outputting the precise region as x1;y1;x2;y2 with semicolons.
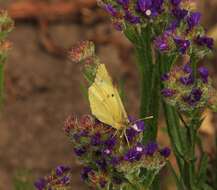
68;41;95;63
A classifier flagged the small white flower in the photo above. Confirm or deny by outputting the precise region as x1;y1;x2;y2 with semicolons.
146;9;152;16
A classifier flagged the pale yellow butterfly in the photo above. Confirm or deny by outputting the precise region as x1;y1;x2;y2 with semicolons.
88;64;129;130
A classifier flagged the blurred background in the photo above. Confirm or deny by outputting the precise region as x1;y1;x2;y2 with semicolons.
0;0;216;189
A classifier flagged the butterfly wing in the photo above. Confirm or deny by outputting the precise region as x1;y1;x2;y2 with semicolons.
88;64;128;130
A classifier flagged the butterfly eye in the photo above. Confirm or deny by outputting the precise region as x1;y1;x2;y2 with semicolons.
111;94;114;97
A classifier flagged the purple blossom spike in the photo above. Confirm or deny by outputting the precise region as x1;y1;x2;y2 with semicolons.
104;136;116;149
154;32;170;52
174;37;190;54
161;88;176;97
198;67;209;83
183;88;202;106
161;73;169;81
183;64;192;74
99;179;107;188
91;133;101;146
172;8;188;20
74;147;86;156
96;159;107;171
113;22;123;31
137;0;152;13
124;11;140;24
196;36;214;49
126;127;137;141
55;166;71;176
81;167;92;180
170;0;181;6
160;147;171;157
34;178;47;190
132;120;145;132
104;4;117;17
110;156;121;166
117;0;129;6
124;144;144;162
187;12;201;30
192;88;202;102
60;176;70;185
144;142;158;156
166;20;180;31
179;75;194;85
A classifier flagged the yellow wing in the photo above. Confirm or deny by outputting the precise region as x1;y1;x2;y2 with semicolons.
88;64;128;130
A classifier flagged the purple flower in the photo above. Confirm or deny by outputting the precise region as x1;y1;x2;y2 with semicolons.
126;127;138;141
170;0;181;6
137;0;164;16
34;178;47;190
81;167;92;180
192;88;202;102
174;37;190;54
152;0;164;13
144;142;158;156
60;176;70;185
117;0;129;6
124;11;140;24
198;67;209;83
110;156;121;166
104;4;117;17
166;20;180;31
183;64;192;74
99;179;107;188
96;159;107;170
183;88;202;106
196;36;214;49
172;8;188;20
132;120;145;132
113;22;123;31
55;166;71;176
124;144;144;162
74;147;86;156
179;75;194;85
104;136;116;149
161;73;169;81
154;32;170;52
137;0;152;13
160;147;171;157
187;12;201;30
161;88;175;97
91;133;101;146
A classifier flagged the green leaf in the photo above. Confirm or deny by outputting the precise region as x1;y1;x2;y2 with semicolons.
80;83;88;101
197;154;208;187
167;161;186;190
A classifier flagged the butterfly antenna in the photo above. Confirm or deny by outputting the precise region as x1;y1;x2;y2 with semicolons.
130;116;154;125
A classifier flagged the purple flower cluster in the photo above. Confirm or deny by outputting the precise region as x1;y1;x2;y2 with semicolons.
161;64;212;111
62;114;170;189
97;0;178;30
153;0;213;55
34;165;72;190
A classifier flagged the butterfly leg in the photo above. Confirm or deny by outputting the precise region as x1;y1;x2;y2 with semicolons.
124;130;130;147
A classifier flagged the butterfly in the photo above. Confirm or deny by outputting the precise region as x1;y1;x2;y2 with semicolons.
88;64;129;130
